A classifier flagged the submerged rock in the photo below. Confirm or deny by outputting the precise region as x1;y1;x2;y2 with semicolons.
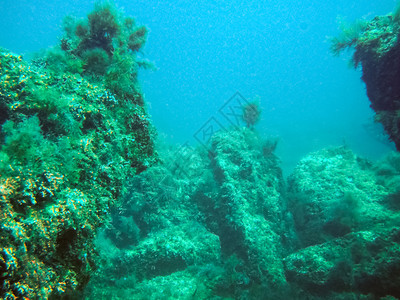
285;147;400;299
287;147;393;247
85;128;294;299
331;7;400;150
208;128;287;288
284;227;400;298
0;3;157;296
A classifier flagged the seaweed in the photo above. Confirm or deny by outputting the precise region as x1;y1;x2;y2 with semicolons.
242;101;261;128
38;0;151;104
128;26;148;52
86;2;121;55
82;47;110;75
330;19;368;58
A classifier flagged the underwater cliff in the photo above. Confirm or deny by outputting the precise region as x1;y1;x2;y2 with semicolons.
331;4;400;151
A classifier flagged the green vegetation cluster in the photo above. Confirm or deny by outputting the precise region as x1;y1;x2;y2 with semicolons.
331;3;400;151
0;2;156;298
242;100;261;128
41;1;152;105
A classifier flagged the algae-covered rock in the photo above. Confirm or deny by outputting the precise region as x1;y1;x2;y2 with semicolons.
284;227;400;298
86;266;227;300
287;147;394;247
331;6;400;150
286;147;400;298
0;3;156;298
115;222;221;280
208;128;288;290
83;146;223;298
84;127;294;299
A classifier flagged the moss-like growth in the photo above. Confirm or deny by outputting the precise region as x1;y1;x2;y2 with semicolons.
128;26;148;52
86;3;120;54
82;47;110;75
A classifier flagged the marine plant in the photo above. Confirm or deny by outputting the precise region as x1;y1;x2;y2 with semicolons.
39;0;151;104
242;101;261;128
330;10;400;68
330;19;368;60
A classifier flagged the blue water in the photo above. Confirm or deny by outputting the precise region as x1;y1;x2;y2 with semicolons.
0;0;396;174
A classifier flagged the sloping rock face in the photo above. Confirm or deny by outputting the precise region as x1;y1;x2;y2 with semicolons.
357;16;400;150
284;228;400;298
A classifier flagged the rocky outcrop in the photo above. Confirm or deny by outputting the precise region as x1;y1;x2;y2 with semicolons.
332;10;400;150
287;147;392;247
284;227;400;298
285;147;400;299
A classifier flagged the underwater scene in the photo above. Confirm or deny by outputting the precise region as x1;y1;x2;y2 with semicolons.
1;0;400;299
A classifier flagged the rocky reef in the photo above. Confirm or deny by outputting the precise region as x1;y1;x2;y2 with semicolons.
83;126;400;299
331;4;400;150
84;128;292;299
286;147;400;299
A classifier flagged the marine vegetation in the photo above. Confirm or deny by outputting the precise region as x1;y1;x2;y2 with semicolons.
0;2;157;298
242;100;261;128
331;3;400;150
329;19;368;64
37;0;151;105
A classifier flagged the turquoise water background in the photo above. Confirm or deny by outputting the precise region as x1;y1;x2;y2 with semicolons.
0;0;397;174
